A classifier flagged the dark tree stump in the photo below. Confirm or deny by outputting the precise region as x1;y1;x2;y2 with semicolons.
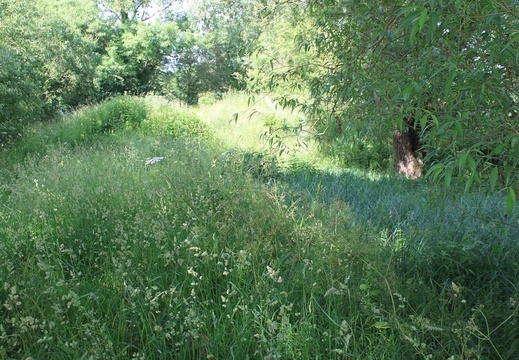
393;128;422;179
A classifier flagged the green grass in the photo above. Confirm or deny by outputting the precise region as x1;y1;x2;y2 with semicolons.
0;93;518;359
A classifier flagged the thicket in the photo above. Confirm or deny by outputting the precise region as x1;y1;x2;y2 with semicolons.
247;0;518;200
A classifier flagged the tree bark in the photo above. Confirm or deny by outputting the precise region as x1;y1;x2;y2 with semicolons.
393;115;422;179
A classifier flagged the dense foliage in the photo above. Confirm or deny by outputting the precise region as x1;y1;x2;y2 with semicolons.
249;0;518;197
0;0;98;140
2;0;517;193
0;0;253;141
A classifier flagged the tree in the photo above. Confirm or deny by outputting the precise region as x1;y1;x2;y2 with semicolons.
96;0;180;24
189;0;261;92
35;0;100;108
160;0;263;104
93;0;181;97
258;1;518;193
0;0;100;142
160;28;209;104
0;0;191;143
1;0;49;139
94;20;178;96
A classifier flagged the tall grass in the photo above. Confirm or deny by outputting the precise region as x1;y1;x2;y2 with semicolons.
0;94;517;359
0;96;210;177
195;92;313;157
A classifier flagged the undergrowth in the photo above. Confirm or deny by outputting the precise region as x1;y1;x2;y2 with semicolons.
0;95;209;173
0;94;517;359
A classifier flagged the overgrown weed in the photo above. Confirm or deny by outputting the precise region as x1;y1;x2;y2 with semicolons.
0;94;517;358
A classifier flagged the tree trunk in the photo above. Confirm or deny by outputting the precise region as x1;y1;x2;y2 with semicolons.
393;116;422;179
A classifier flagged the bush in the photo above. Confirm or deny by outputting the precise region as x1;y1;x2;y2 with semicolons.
2;96;212;173
142;103;211;140
84;95;147;133
317;128;393;172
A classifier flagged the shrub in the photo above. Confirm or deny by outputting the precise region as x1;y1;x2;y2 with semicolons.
198;92;221;106
2;96;211;174
84;95;147;133
142;103;211;140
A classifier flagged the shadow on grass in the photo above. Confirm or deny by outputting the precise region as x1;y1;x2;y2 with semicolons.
278;165;519;250
278;166;519;346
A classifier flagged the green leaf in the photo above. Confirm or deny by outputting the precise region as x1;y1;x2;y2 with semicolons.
445;167;452;187
491;143;505;155
503;165;512;187
465;174;475;193
467;155;476;173
489;166;499;191
430;114;439;128
420;114;428;130
458;152;468;172
506;187;516;215
418;9;428;30
403;83;413;101
444;72;456;97
453;121;463;139
409;22;419;46
428;12;438;40
248;96;256;107
374;321;390;329
396;114;404;130
425;163;444;181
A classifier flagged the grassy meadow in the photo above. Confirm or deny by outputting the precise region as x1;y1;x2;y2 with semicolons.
0;94;518;359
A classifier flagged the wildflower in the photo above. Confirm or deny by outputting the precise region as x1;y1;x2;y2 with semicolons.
266;265;283;283
324;287;341;297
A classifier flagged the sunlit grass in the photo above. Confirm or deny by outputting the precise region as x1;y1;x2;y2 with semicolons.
196;91;317;159
195;91;270;152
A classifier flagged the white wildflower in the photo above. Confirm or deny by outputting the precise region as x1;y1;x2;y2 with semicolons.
324;287;341;297
266;265;283;283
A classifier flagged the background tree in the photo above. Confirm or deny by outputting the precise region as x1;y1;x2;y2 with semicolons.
94;20;178;97
36;0;100;108
159;27;210;105
0;0;44;139
0;0;99;143
161;0;262;104
92;0;181;98
3;0;516;207
190;0;260;92
0;0;184;143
